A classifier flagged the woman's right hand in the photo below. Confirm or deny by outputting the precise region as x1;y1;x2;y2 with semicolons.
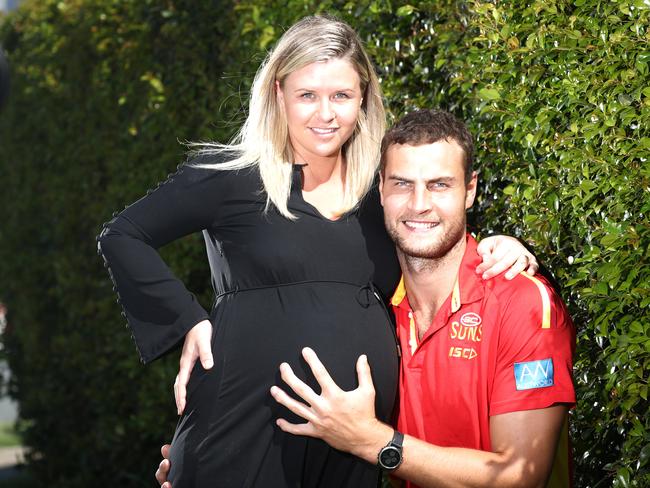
174;319;213;415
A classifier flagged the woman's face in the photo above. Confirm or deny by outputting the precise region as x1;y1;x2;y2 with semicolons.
276;58;363;164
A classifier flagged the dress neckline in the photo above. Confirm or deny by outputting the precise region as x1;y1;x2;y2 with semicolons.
291;164;353;223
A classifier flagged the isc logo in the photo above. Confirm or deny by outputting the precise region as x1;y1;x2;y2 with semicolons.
448;346;477;359
514;359;554;390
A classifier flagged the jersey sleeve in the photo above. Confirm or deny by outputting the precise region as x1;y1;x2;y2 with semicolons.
489;274;576;415
97;156;227;364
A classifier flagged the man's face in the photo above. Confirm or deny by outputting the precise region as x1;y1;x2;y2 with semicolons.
380;140;477;259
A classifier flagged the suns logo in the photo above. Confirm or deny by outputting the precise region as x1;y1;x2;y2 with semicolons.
460;312;482;327
450;312;483;343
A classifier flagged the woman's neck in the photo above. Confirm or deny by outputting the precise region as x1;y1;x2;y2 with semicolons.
297;150;348;220
298;151;346;191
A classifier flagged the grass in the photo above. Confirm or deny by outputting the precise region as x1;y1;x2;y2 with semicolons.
0;422;21;447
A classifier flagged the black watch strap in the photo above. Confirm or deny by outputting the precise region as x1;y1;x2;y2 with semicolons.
391;430;404;448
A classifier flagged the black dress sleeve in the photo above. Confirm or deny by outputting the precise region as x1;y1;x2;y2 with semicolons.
97;158;226;364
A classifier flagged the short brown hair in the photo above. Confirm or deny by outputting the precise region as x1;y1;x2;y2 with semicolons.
380;109;475;182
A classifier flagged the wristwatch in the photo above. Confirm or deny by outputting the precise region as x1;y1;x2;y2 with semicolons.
377;430;404;471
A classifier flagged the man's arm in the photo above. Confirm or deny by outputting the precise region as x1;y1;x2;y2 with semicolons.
384;407;566;488
271;347;566;488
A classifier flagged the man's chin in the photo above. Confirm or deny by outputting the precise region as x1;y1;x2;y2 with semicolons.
396;242;448;260
394;230;467;261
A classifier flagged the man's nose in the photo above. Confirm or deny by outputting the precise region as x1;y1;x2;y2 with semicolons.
408;186;433;213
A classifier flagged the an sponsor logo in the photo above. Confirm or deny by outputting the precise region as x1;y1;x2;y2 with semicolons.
448;346;478;359
450;321;482;342
460;312;482;327
514;359;554;390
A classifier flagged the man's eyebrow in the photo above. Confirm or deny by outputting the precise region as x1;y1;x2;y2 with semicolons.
386;175;457;183
386;174;412;182
428;176;456;183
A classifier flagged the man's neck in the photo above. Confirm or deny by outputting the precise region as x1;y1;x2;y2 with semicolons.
398;235;467;337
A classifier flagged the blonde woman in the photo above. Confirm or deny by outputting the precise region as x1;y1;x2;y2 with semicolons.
99;15;536;487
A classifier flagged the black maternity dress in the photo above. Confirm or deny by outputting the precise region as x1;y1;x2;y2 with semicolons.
98;158;401;487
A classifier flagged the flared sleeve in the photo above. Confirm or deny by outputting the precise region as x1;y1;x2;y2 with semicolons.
97;159;225;363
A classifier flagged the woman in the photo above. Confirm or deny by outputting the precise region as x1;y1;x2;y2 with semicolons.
98;15;536;488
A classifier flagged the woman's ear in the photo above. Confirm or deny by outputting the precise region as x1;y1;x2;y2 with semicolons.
275;80;283;102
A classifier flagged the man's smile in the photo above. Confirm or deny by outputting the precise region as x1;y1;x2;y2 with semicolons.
402;220;440;231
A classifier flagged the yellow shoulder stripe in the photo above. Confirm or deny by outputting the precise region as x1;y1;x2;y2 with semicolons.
391;275;407;306
451;277;461;314
520;273;552;329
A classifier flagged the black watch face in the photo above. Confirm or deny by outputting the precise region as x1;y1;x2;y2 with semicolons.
379;446;401;469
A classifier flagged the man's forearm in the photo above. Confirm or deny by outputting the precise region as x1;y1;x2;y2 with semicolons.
394;433;547;488
352;409;564;488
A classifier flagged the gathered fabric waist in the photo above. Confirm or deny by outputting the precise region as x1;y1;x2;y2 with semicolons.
213;279;385;308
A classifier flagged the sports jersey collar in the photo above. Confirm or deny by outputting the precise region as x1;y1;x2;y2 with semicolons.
390;234;485;312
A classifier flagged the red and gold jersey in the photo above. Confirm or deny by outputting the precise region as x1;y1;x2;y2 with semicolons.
392;235;576;488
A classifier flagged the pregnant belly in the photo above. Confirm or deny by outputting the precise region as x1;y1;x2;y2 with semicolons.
195;282;399;422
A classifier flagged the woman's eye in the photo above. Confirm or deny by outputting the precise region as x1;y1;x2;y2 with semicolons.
334;92;351;99
300;92;315;99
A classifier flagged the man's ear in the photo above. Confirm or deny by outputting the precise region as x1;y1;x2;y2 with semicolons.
465;171;478;209
379;172;385;206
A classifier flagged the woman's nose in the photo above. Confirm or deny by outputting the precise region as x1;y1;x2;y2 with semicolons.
318;99;335;121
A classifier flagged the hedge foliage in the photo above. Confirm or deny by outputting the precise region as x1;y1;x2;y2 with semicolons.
0;1;243;485
0;1;648;487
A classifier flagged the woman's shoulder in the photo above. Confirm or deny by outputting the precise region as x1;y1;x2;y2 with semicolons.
180;152;262;188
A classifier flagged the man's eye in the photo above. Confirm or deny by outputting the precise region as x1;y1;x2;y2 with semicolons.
430;182;448;190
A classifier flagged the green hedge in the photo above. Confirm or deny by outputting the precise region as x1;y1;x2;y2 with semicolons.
0;1;244;485
0;1;648;487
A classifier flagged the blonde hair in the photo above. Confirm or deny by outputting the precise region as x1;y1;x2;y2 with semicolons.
191;14;386;219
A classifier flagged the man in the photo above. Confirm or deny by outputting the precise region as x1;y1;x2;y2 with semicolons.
156;109;574;487
269;109;576;487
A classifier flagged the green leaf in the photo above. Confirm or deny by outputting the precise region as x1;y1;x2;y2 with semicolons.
396;5;416;17
478;88;501;100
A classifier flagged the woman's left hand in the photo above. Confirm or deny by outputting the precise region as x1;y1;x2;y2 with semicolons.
475;235;538;280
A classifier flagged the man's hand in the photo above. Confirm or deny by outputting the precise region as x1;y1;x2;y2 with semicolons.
476;235;538;280
175;319;213;415
155;444;172;488
270;347;392;461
